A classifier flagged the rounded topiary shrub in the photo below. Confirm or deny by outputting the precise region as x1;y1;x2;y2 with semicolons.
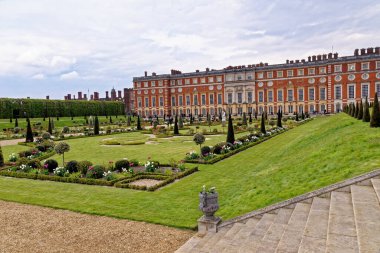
86;165;105;179
212;143;224;154
65;160;79;173
36;144;46;152
62;126;70;134
114;159;130;172
41;132;51;140
78;160;93;175
27;158;41;169
201;146;211;156
44;159;58;172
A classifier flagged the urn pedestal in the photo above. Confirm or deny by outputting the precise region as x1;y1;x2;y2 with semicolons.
198;192;221;234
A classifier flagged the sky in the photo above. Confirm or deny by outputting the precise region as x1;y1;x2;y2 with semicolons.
0;0;379;99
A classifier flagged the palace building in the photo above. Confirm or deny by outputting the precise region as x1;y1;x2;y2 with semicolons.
133;47;380;117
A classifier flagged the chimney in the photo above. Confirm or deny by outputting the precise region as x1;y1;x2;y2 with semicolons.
152;72;156;76
301;59;305;63
295;60;300;63
90;94;94;100
323;54;327;60
328;53;332;59
118;90;122;98
286;59;289;64
333;53;338;59
206;67;209;72
144;71;147;77
317;55;322;61
312;55;317;61
265;63;269;66
84;94;87;100
308;56;311;62
196;70;199;73
354;49;359;56
367;47;374;54
290;60;294;64
46;96;50;100
375;47;380;54
106;91;109;99
361;48;366;55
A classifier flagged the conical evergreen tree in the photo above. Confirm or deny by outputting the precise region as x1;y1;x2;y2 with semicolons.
370;93;380;127
127;116;131;126
301;111;305;120
295;112;299;121
10;117;12;123
260;113;266;134
277;109;282;128
358;101;363;120
0;145;4;167
94;116;100;135
25;118;33;143
15;118;18;128
242;112;247;126
249;113;252;124
351;103;356;117
226;114;235;144
355;102;360;118
363;97;370;122
173;115;179;134
48;118;52;134
178;115;184;128
51;118;55;131
137;115;142;130
348;103;352;116
109;116;113;124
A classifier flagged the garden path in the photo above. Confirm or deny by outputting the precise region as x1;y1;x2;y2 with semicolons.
0;138;24;146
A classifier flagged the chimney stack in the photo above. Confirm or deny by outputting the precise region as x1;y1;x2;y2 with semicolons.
361;48;366;55
333;53;338;59
375;47;380;54
308;56;311;62
144;71;147;77
312;55;317;61
323;54;327;60
354;49;359;56
152;72;156;76
328;53;332;59
367;47;374;54
295;60;300;63
206;67;210;72
317;55;322;61
286;59;289;64
46;96;50;100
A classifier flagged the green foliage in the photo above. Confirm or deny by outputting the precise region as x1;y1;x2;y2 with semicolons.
48;118;52;134
114;159;130;172
260;113;266;134
78;160;93;175
137;115;142;130
370;92;380;127
86;165;105;179
94;116;100;135
173;115;179;134
277;110;282;128
178;115;184;128
54;142;70;164
42;132;51;140
44;159;58;172
242;112;247;126
65;160;79;173
25;118;34;143
201;146;211;156
0;145;4;167
226;114;235;144
355;102;359;118
363;97;370;122
357;101;363;120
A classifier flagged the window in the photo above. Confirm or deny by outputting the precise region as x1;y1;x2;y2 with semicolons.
348;85;355;99
171;96;176;106
362;62;370;70
335;86;342;99
278;90;283;102
137;82;141;88
193;78;198;84
247;92;253;103
144;82;148;88
298;89;304;101
237;75;242;80
297;69;304;76
267;72;273;78
201;78;206;83
247;74;253;80
177;79;182;85
145;97;149;107
348;63;356;71
258;92;264;102
287;70;293;77
179;96;183;106
362;84;369;98
319;67;326;74
237;107;242;115
217;94;222;104
138;98;142;108
321;104;326;112
308;68;315;75
186;95;190;106
226;75;233;81
151;81;156;87
377;61;380;69
185;79;190;84
202;108;206;116
159;97;164;106
376;83;380;96
227;93;233;104
237;93;243;103
298;105;303;113
193;95;198;105
268;90;273;102
320;88;326;100
208;77;214;83
309;88;315;101
288;90;293;102
217;76;222;82
158;80;163;86
257;72;264;79
277;71;283;78
288;105;293;113
209;94;214;104
310;105;314;112
171;80;175;86
152;97;156;107
334;65;342;73
201;94;206;105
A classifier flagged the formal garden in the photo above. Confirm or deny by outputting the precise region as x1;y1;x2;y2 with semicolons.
1;109;380;228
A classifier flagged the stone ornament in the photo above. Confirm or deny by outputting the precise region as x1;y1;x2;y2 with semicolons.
334;75;342;82
152;89;156;94
348;74;356;81
171;88;175;93
199;186;219;219
362;73;369;80
137;90;141;94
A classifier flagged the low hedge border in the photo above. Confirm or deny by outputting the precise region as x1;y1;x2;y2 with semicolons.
115;166;199;191
186;118;313;165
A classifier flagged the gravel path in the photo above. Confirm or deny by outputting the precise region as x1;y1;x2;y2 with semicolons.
0;138;24;146
0;200;194;253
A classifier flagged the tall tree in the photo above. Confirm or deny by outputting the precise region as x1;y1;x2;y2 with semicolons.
351;103;356;117
15;117;18;128
48;117;52;134
363;97;370;122
25;118;33;143
370;92;380;127
242;112;247;126
249;113;252;124
358;101;363;120
295;112;299;121
178;115;184;128
127;116;131;126
173;115;179;134
277;109;282;128
226;114;235;144
260;113;266;134
94;116;100;135
137;115;142;130
355;101;360;118
0;145;4;167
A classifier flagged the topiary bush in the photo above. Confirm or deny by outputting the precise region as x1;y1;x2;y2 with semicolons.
201;146;211;156
65;160;79;173
114;159;130;172
27;158;42;169
62;126;70;134
212;143;224;154
86;165;105;179
0;145;4;167
42;132;51;140
44;159;58;172
78;160;93;175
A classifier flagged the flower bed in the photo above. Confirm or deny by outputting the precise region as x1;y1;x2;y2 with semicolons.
184;118;313;164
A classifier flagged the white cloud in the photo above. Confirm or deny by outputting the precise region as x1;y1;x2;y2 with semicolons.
60;71;79;80
31;73;45;79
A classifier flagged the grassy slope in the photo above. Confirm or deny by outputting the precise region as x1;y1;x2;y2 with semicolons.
0;114;379;229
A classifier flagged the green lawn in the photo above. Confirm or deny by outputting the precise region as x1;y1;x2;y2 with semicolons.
0;114;379;229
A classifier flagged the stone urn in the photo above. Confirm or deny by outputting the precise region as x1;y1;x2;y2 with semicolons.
199;191;219;219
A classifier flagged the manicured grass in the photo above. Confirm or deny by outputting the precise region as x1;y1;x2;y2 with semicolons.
0;114;379;229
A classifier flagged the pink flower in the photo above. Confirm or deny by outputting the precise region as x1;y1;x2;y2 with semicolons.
88;166;93;170
44;164;48;169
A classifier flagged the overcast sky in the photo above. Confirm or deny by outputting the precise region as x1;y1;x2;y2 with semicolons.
0;0;379;99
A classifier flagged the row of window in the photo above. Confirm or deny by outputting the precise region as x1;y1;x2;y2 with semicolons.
135;76;224;88
137;94;224;108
